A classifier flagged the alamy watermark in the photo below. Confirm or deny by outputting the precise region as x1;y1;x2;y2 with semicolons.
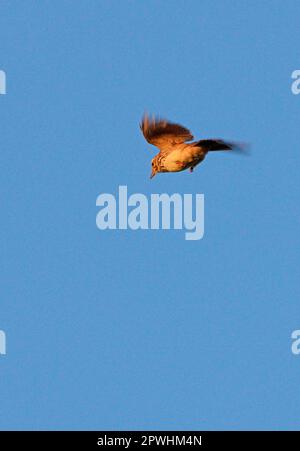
96;186;204;240
291;70;300;95
0;330;6;355
0;70;6;95
291;330;300;355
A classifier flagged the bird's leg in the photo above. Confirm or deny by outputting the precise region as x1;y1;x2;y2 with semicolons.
189;167;194;173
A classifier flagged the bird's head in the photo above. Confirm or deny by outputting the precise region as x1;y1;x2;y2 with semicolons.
150;156;160;179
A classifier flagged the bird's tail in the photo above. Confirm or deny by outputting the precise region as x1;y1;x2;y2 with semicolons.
193;139;242;152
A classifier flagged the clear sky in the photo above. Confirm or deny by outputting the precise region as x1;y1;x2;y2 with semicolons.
0;0;300;431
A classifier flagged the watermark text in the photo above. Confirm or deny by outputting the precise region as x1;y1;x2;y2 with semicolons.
0;330;6;355
291;329;300;355
291;70;300;95
96;186;204;240
0;70;6;95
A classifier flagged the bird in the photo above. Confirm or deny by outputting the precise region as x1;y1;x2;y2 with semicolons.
140;113;244;178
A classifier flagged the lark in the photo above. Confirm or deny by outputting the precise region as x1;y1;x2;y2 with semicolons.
140;113;244;178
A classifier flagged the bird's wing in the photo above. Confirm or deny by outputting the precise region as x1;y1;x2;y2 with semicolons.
140;114;193;153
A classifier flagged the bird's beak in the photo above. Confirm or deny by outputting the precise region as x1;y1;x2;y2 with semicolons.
150;170;156;179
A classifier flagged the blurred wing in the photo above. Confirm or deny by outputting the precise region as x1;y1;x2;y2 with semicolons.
140;114;193;152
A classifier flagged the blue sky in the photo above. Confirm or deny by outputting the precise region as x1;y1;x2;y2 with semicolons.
0;0;300;430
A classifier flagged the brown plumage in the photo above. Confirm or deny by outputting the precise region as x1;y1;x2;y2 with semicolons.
140;113;243;178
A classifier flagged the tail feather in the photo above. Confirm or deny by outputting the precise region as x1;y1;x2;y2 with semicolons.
194;139;236;151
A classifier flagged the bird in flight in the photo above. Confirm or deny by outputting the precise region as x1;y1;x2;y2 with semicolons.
140;113;244;178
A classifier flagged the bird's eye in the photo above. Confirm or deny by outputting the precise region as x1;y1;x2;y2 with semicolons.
152;162;154;166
